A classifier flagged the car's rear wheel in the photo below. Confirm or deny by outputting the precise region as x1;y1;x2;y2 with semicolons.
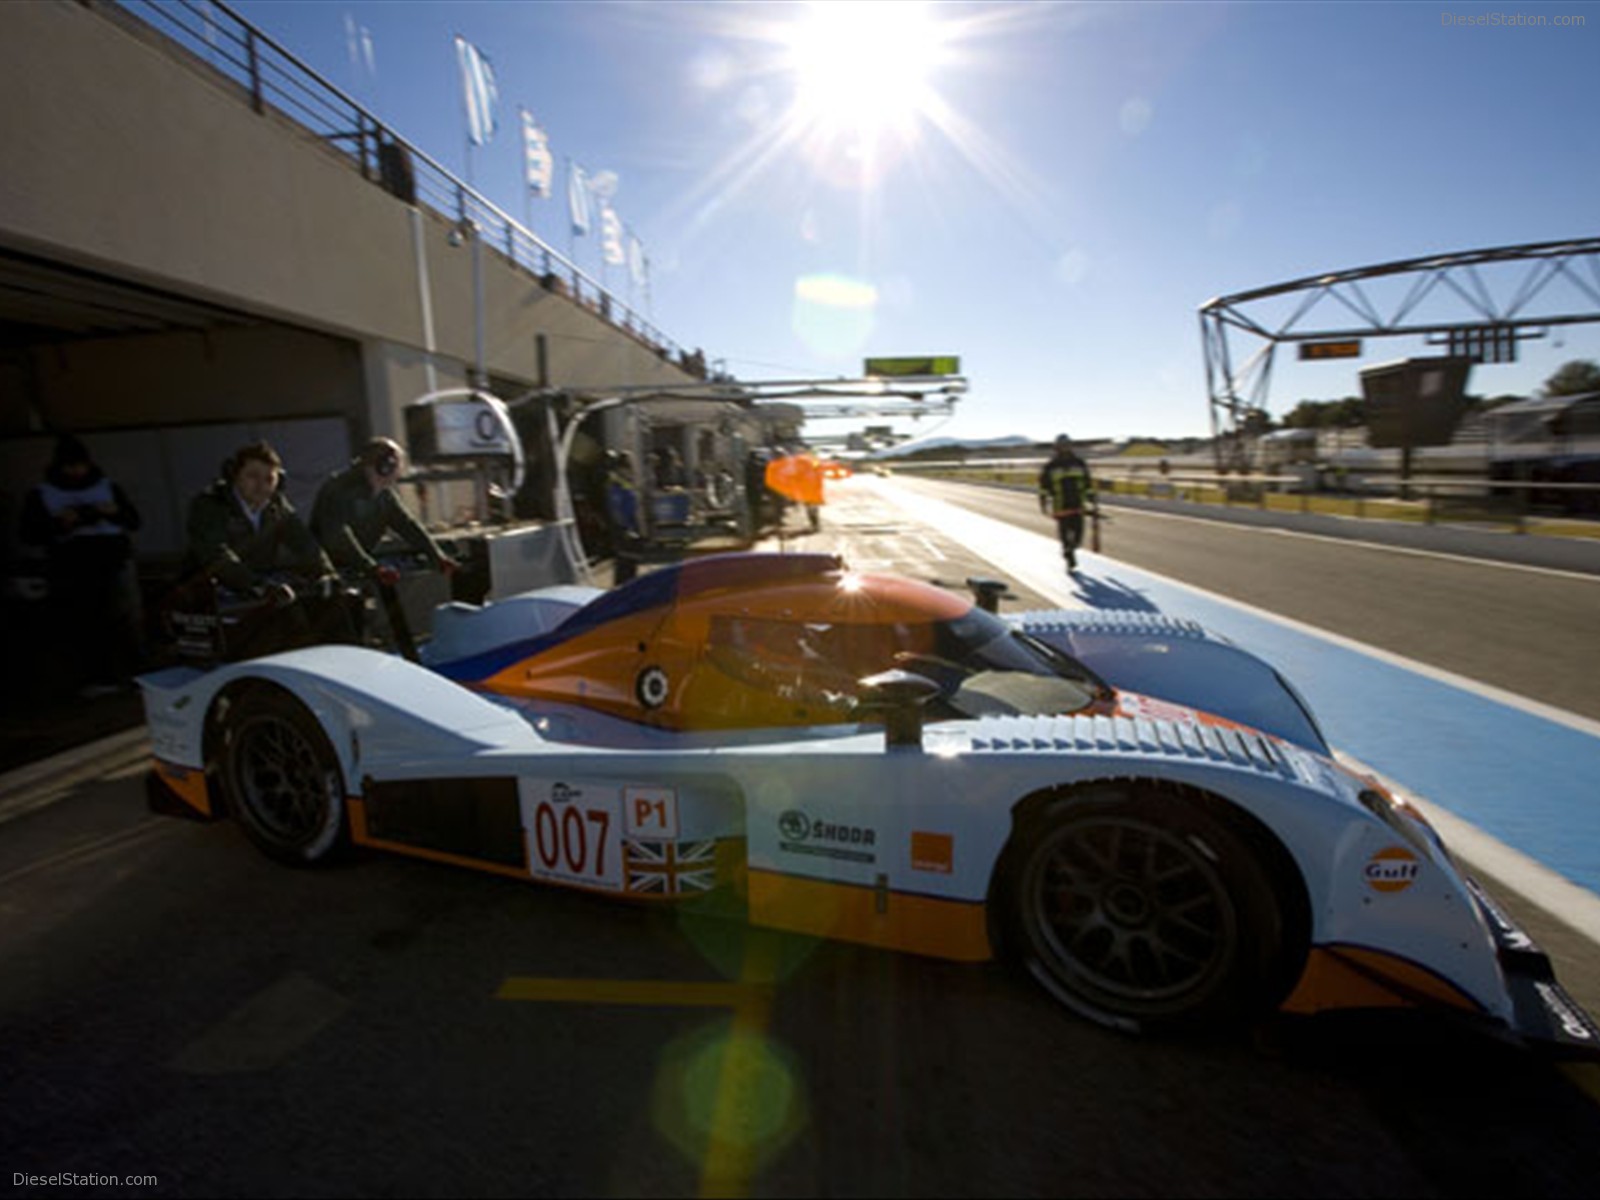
220;688;348;865
998;788;1287;1034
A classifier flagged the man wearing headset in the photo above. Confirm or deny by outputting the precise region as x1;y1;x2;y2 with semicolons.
311;437;457;585
312;438;458;653
180;440;345;657
185;440;333;601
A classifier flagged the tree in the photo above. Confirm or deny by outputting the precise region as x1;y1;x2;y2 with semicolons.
1280;400;1331;429
1542;359;1600;397
1330;397;1365;427
1279;398;1364;429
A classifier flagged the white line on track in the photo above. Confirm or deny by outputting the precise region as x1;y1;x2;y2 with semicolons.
1099;500;1600;584
1083;554;1600;740
0;729;152;827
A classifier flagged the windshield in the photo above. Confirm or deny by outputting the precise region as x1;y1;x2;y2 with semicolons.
702;606;1099;721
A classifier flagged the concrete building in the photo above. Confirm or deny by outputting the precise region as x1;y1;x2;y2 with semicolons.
0;0;705;562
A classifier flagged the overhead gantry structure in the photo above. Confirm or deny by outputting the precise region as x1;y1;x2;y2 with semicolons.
1199;237;1600;469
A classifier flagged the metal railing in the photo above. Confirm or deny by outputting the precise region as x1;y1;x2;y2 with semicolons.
890;459;1600;532
107;0;701;373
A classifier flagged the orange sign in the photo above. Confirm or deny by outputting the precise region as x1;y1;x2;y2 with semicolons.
911;831;953;874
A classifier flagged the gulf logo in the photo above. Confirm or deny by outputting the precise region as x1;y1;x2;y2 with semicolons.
1364;846;1421;893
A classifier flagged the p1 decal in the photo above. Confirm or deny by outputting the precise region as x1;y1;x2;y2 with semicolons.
1364;846;1420;894
624;785;679;839
520;780;623;891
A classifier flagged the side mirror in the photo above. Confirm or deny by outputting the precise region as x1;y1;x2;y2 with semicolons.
966;577;1010;614
857;669;941;750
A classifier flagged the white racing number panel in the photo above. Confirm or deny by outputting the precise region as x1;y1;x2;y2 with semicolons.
519;779;626;891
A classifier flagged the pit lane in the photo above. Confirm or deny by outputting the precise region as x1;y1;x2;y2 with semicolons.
3;477;1600;1198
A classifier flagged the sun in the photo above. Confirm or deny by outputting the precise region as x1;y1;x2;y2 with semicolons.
781;1;949;147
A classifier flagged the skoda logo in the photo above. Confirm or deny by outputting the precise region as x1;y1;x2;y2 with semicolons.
779;810;811;841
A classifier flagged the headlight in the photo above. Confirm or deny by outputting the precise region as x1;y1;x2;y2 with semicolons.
1357;787;1444;858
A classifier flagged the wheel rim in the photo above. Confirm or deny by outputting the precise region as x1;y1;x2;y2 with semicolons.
1027;816;1238;1006
233;714;335;845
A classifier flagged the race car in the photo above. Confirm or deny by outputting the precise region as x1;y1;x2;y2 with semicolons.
139;552;1599;1055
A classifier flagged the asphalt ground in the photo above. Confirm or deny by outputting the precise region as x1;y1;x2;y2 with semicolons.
1094;490;1600;577
5;765;1600;1199
3;480;1600;1198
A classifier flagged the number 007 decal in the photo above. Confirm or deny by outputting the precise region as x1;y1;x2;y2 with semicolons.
520;781;623;890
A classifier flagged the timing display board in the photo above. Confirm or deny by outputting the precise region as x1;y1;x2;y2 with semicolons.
864;356;960;377
1298;340;1362;361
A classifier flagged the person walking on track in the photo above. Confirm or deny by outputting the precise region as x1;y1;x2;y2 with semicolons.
1038;434;1096;572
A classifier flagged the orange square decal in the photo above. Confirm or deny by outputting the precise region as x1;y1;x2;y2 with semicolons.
911;831;953;874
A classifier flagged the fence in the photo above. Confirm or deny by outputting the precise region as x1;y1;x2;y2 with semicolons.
109;0;699;371
889;458;1600;533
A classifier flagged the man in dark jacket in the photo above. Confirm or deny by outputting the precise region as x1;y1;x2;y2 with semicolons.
180;440;344;657
20;433;143;694
186;441;333;597
311;438;456;652
310;438;455;585
1038;434;1096;572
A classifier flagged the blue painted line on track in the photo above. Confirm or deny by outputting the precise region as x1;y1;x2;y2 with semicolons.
881;482;1600;897
1082;565;1600;897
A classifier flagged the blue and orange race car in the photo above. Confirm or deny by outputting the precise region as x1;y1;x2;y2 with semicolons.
140;552;1599;1052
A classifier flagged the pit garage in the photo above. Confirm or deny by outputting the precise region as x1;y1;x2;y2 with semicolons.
0;247;371;691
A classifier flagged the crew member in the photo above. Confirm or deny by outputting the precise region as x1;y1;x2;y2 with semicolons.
1038;434;1096;572
766;446;825;532
19;433;143;695
311;437;456;587
180;440;344;656
605;450;642;582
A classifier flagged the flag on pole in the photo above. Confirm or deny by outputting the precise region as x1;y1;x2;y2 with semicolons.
568;161;591;236
455;36;499;146
346;14;376;82
628;232;645;287
601;202;625;266
520;108;553;199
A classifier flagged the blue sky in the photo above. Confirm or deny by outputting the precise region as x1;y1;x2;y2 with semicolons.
232;0;1600;443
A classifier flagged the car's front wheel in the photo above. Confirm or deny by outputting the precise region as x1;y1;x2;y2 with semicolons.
997;787;1289;1034
220;687;348;866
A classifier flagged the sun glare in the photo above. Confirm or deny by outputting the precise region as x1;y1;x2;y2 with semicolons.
783;1;948;145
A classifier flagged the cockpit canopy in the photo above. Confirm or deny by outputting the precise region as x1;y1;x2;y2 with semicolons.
458;553;1102;730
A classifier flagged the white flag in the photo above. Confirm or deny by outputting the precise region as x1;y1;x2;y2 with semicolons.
521;109;552;199
601;203;625;266
568;161;591;236
628;233;645;286
455;36;499;146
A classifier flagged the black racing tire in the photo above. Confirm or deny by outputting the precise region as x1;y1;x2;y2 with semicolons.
220;687;349;866
996;787;1288;1035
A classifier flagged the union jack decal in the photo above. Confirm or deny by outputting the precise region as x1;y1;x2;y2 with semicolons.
624;839;717;896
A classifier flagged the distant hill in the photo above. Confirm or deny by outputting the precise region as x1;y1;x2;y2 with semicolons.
874;435;1038;460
